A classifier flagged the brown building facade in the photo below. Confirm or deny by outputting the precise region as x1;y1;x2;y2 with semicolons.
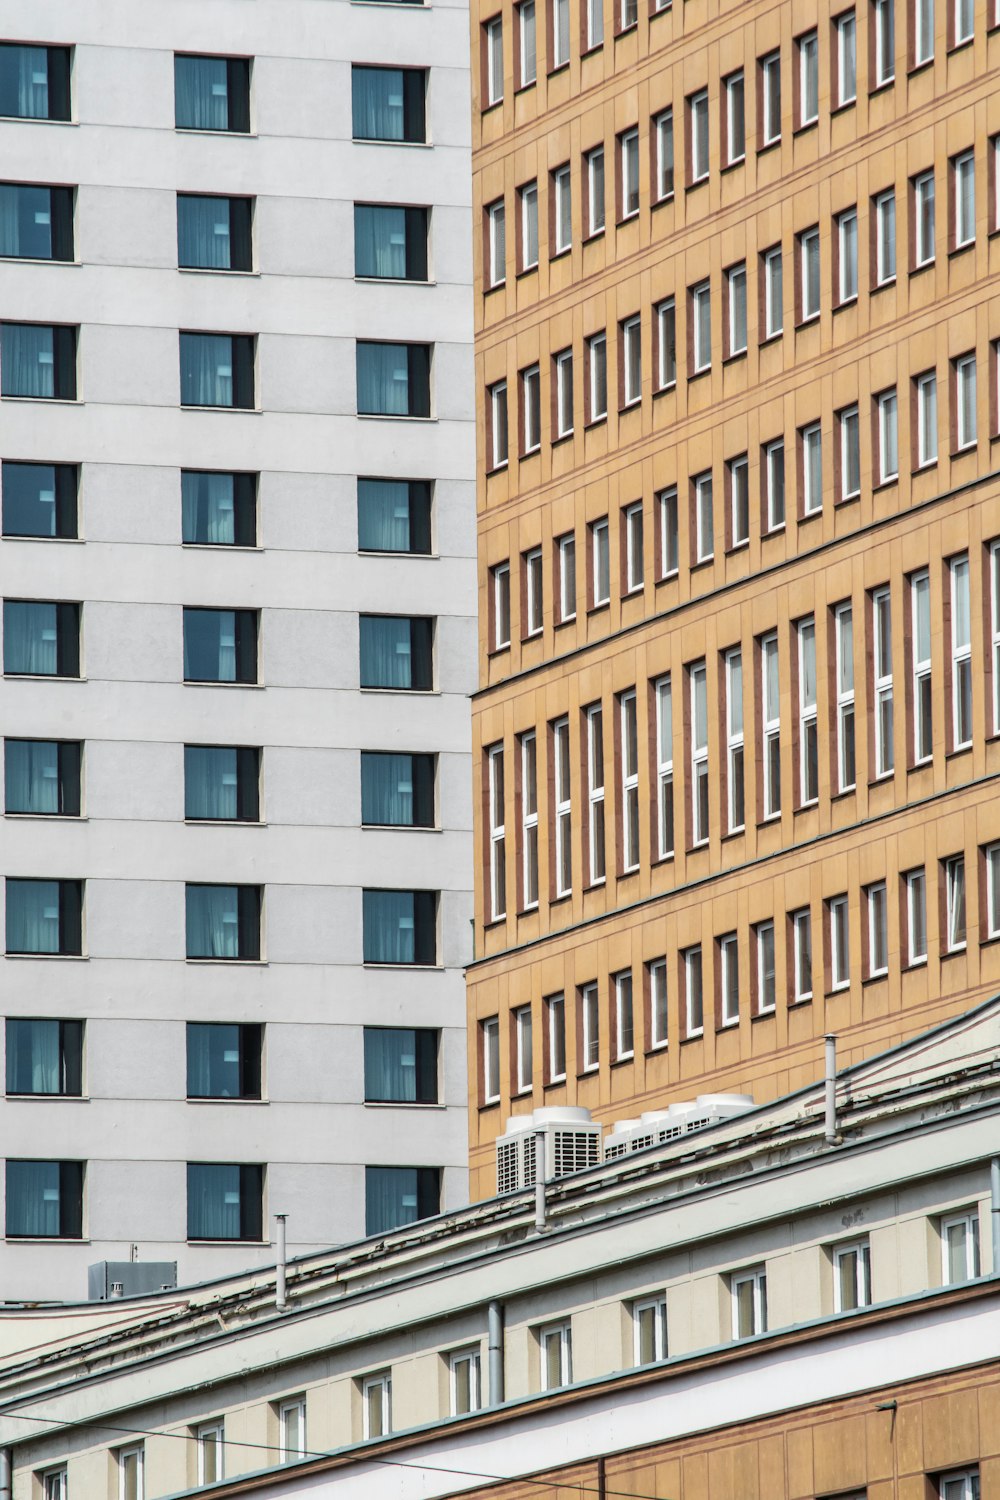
466;0;1000;1196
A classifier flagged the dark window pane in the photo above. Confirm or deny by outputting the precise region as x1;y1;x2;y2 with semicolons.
185;745;259;821
183;608;257;683
357;342;431;417
361;752;434;826
0;184;73;260
364;1028;438;1102
362;888;436;964
181;472;256;546
1;323;76;399
174;56;250;132
6;878;82;955
177;195;252;271
185;884;260;960
354;205;428;280
5;739;81;815
187;1162;263;1240
357;479;431;553
180;333;254;409
365;1165;440;1235
0;44;71;121
359;615;433;690
352;67;426;143
6;1019;82;1095
2;462;77;538
187;1023;261;1099
6;1160;82;1237
3;600;79;676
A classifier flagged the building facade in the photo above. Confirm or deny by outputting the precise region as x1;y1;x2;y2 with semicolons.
0;0;476;1299
466;0;1000;1196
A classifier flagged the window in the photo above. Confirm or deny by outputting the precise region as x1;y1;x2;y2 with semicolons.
732;1268;767;1337
586;0;605;48
915;372;938;467
3;599;80;679
362;1373;393;1437
6;1019;82;1096
767;438;791;534
655;675;674;858
178;194;252;272
799;228;820;322
873;0;895;84
581;981;600;1070
829;895;850;989
356;341;430;417
185;884;260;961
693;473;713;564
118;1445;144;1500
587;332;608;421
5;879;82;956
624;503;644;593
546;993;567;1081
761;632;781;819
518;0;537;86
872;586;894;777
279;1400;307;1464
450;1350;482;1415
866;882;888;976
553;166;572;254
485;16;504;105
792;908;813;1000
0;182;74;262
182;471;257;548
354;204;428;282
909;569;933;766
365;1166;440;1235
654;110;674;200
797;619;818;805
633;1298;667;1364
42;1469;68;1500
834;11;857;106
492;562;511;647
689;661;709;847
724;72;745;164
362;889;436;965
187;1022;262;1101
905;868;927;964
540;1323;572;1388
755;922;776;1013
555;352;574;438
945;855;966;952
175;55;250;132
0;43;71;121
913;170;935;268
876;389;898;483
941;1213;980;1283
659;486;679;577
649;958;668;1048
949;556;972;751
5;1160;82;1238
185;745;260;822
486;199;506;288
833;603;856;792
553;717;572;896
619;692;640;870
833;1240;871;1310
914;0;934;63
519;181;539;271
1;322;76;400
759;51;781;147
728;455;749;549
993;541;1000;736
688;90;709;184
762;247;783;339
356;477;430;555
4;739;81;816
874;190;896;284
489;382;509;470
801;424;822;516
683;946;704;1035
482;1017;500;1102
352;66;425;142
614;971;634;1059
487;744;506;920
586;147;605;235
364;1028;437;1104
514;1005;533;1093
621;316;642;408
797;31;819;126
521;730;539;907
620;0;639;29
952;0;974;45
719;932;740;1025
839;405;861;500
656;299;676;389
183;607;257;684
591;517;610;604
727;264;747;357
691;281;711;374
521;365;541;454
359;615;433;690
939;1474;980;1500
179;331;254;409
1;461;77;540
836;208;858;303
187;1163;262;1241
954;354;977;451
725;648;745;832
619;128;639;219
196;1422;225;1485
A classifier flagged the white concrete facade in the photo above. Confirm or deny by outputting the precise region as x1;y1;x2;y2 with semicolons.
0;0;475;1297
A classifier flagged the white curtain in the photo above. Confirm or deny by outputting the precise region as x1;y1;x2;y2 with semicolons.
365;1166;418;1236
352;67;404;141
180;334;233;408
182;473;235;544
4;739;59;813
363;890;415;963
354;205;407;279
6;1160;60;1236
363;1029;417;1102
178;196;231;269
1;323;54;397
186;884;239;959
6;1019;60;1094
184;746;238;820
174;56;229;129
3;601;57;675
0;45;49;119
187;1163;241;1238
357;343;409;416
357;480;411;551
6;879;60;954
361;753;414;824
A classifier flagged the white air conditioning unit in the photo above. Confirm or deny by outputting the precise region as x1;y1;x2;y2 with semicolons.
496;1106;603;1195
604;1093;754;1159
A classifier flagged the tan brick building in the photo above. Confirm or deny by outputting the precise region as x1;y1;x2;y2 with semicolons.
466;0;1000;1196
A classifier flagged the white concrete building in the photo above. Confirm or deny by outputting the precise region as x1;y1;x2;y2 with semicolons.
0;0;476;1299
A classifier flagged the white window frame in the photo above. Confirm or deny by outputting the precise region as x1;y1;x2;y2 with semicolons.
914;0;934;64
952;0;974;45
586;147;605;236
521;729;539;908
833;1239;872;1311
487;743;506;921
800;227;820;322
278;1399;307;1464
792;907;812;1000
911;569;932;765
585;703;605;886
492;561;510;649
689;89;709;184
691;280;711;374
763;246;783;338
654;110;674;201
581;981;599;1071
656;298;676;389
197;1423;225;1486
519;181;538;270
725;647;744;833
486;199;506;287
514;1004;533;1093
586;0;604;50
755;921;776;1014
362;1373;392;1440
540;1322;573;1389
877;388;898;483
955;353;977;451
591;515;610;604
524;546;542;634
874;189;896;285
690;660;709;847
614;969;634;1059
797;618;818;805
43;1471;68;1500
834;602;856;793
760;51;781;147
553;165;572;254
720;931;739;1025
633;1297;667;1364
802;423;822;516
547;992;566;1081
553;716;572;897
620;128;639;219
941;1213;981;1284
798;31;818;126
873;0;895;84
837;208;858;303
620;689;639;871
916;371;937;467
620;0;638;30
518;0;536;87
727;263;747;357
905;868;927;965
945;854;966;952
554;348;573;438
649;957;668;1048
949;554;972;751
622;315;641;407
914;170;935;268
485;17;504;106
624;502;643;593
659;486;678;577
731;1267;768;1338
449;1349;482;1416
761;631;780;820
655;674;674;859
482;1016;500;1102
490;383;508;471
118;1445;144;1500
834;11;856;107
521;363;540;454
939;1472;980;1500
764;438;785;531
953;150;975;249
693;472;713;563
557;533;576;620
986;844;1000;938
683;945;703;1035
587;332;607;421
866;881;888;977
992;540;1000;736
724;71;745;165
729;454;749;549
829;894;850;991
839;404;860;500
873;585;894;778
552;0;570;67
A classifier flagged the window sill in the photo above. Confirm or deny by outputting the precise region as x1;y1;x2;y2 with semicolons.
947;34;974;54
686;176;709;193
520;446;541;460
830;97;857;117
182;541;260;552
485;279;506;296
799;507;822;525
351;137;432;149
186;958;267;967
362;961;442;970
576;1065;600;1079
517;902;539;916
862;970;889;987
179;267;259;279
479;1098;501;1112
6;1236;88;1244
544;1075;568;1090
177;127;256;139
619;398;641;415
486;462;509;476
790;993;813;1007
610;1053;634;1069
357;549;437;560
181;405;258;415
363;1099;446;1109
5;812;87;821
550;246;571;263
357;413;437;423
912;460;938;475
759;331;783;348
587;601;611;616
0;114;78;127
717;1017;740;1031
550;892;572;908
836;491;861;507
796;314;820;331
514;80;537;95
752;1008;776;1023
185;818;265;827
948;242;975;261
757;136;781;156
901;957;928;971
354;275;435;287
869;76;895;96
4;672;83;683
910;259;935;279
689;365;711;382
825;986;851;999
833;295;858;313
481;99;503;116
653;381;677;399
679;1029;704;1045
5;953;87;961
583;228;606;245
793;118;819;136
651;192;676;211
547;60;570;77
614;21;639;38
872;276;896;293
515;264;539;281
644;1041;669;1057
616;212;640;230
552;429;574;446
362;822;441;832
722;349;748;367
952;443;978;459
555;613;576;627
584;878;607;892
720;155;746;176
359;687;440;696
945;743;974;761
0;254;79;268
2;534;83;543
185;680;263;689
487;644;511;658
941;946;967;960
5;1092;88;1101
584;414;608;430
830;785;857;802
187;1096;269;1106
2;395;80;406
188;1238;266;1246
871;476;899;494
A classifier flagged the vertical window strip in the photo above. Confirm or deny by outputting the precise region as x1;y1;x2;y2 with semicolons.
587;702;608;886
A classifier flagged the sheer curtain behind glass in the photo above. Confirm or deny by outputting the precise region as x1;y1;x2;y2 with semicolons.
188;1024;241;1097
352;68;404;140
1;323;54;397
178;196;231;268
180;334;233;407
6;1019;59;1093
175;57;229;129
184;610;237;681
6;1160;60;1236
364;1029;417;1101
361;753;414;824
188;1163;241;1238
357;479;411;550
355;205;407;278
185;747;238;819
3;601;57;674
186;884;240;958
5;740;59;812
360;616;413;687
363;889;416;963
357;343;410;415
6;879;60;954
182;473;235;543
0;185;51;259
0;46;49;118
366;1166;418;1234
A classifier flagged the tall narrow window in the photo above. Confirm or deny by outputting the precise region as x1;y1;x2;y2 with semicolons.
945;854;966;952
725;648;745;833
905;869;927;964
839;406;861;500
866;882;888;976
586;705;606;884
910;569;933;767
949;555;972;751
656;299;676;389
486;200;506;288
762;247;783;339
834;12;857;106
581;982;600;1070
521;731;539;907
362;1374;392;1438
491;562;511;648
914;0;934;63
954;354;977;451
487;745;506;921
874;190;896;284
988;844;1000;939
837;208;858;303
619;129;639;219
279;1401;307;1464
518;0;537;86
519;182;539;271
877;389;898;483
952;0;974;46
797;619;818;805
521;366;540;455
834;1241;872;1310
659;487;678;577
801;424;822;516
729;455;749;549
872;586;894;777
727;264;748;357
683;946;704;1035
873;0;895;84
655;675;674;858
489;381;509;470
688;90;709;184
829;895;850;990
633;1298;667;1364
591;517;610;604
755;922;776;1013
624;502;643;592
792;908;813;1000
557;533;576;620
620;690;640;871
482;1017;500;1103
485;17;504;106
586;147;605;235
547;995;566;1082
798;32;819;126
540;1324;572;1389
587;332;608;421
691;282;711;374
620;0;638;30
654;111;674;201
514;1005;533;1092
552;0;570;66
799;228;820;322
941;1217;980;1285
732;1269;768;1338
614;971;634;1060
719;932;740;1025
554;349;574;438
693;472;713;564
621;316;642;407
761;632;781;819
553;166;572;254
760;52;781;147
586;0;604;48
915;371;937;467
724;72;745;165
553;717;572;897
913;171;935;268
834;603;856;792
992;540;1000;736
690;660;709;847
648;958;668;1048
